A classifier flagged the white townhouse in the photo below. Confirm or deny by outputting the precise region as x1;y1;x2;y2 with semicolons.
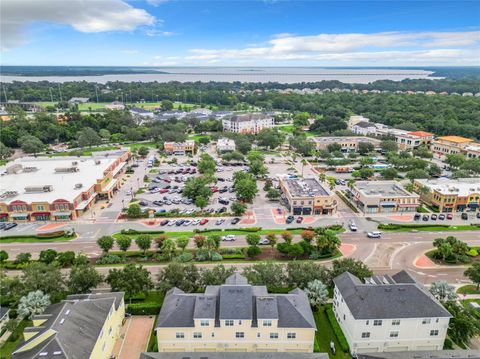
216;138;236;153
333;271;452;356
222;113;274;134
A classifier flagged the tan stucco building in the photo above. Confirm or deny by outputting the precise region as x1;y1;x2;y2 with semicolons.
155;274;317;353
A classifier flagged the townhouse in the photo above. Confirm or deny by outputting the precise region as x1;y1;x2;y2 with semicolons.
431;136;475;160
222;113;274;134
413;178;480;212
0;149;130;222
163;140;196;155
311;136;381;153
395;131;434;150
351;181;420;214
279;177;337;216
216;138;236;153
333;271;451;356
155;273;317;353
12;292;125;359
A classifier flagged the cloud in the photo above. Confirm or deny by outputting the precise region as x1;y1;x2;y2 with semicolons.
185;31;480;65
1;0;155;51
121;49;140;54
146;0;169;6
145;29;179;37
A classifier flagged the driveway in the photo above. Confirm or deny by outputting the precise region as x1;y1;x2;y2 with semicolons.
113;316;155;359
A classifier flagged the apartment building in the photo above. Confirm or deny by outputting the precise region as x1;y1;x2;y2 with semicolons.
333;271;451;356
279;177;337;215
464;143;480;159
142;353;328;359
357;350;480;359
413;178;480;212
431;136;474;160
351;121;378;136
12;292;125;359
351;181;420;213
347;115;370;129
395;131;434;150
216;138;236;153
163;140;195;155
155;273;317;353
0;149;131;222
311;137;381;153
222;113;274;134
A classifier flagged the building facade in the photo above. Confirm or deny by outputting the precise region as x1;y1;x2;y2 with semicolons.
280;177;337;215
333;271;451;356
222;113;274;134
431;136;474;160
0;149;130;222
12;292;125;359
216;138;236;153
413;178;480;212
163;140;196;155
311;137;381;152
395;131;434;150
351;181;420;213
155;274;316;353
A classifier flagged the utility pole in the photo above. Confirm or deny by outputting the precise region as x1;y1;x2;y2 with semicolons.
49;88;54;103
2;86;8;103
58;83;63;102
95;85;99;103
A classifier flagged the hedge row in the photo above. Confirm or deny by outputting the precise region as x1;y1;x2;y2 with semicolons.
120;229;165;235
378;223;480;230
193;227;262;234
126;302;162;315
326;306;349;353
0;230;73;240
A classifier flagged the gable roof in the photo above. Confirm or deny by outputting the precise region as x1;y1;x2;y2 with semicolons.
333;271;451;320
356;350;480;359
141;353;329;359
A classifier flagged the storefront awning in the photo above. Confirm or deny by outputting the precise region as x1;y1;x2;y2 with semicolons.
31;212;51;216
11;213;28;218
53;211;71;216
0;213;8;218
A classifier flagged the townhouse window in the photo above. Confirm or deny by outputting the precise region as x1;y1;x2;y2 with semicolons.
422;319;431;324
176;332;185;339
270;333;279;339
390;331;399;338
361;332;370;339
435;318;439;323
263;320;272;327
257;333;261;338
287;333;296;339
211;332;215;338
238;320;242;325
430;330;439;336
235;332;244;339
373;320;382;326
108;327;112;335
392;320;400;326
102;342;106;352
366;320;369;325
193;332;202;339
200;320;209;326
225;320;234;326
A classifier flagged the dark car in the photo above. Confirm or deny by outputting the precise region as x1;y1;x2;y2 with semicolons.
231;217;240;225
160;219;169;226
4;222;17;230
439;214;446;220
430;214;437;220
422;215;429;221
414;213;421;221
175;219;185;226
477;212;480;219
296;216;304;223
461;212;469;220
139;201;148;207
0;223;5;230
286;215;295;224
219;199;230;205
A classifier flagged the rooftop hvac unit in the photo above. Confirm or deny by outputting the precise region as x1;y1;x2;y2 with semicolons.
95;160;101;165
25;185;53;193
0;191;18;198
23;166;38;172
55;166;79;173
74;183;83;189
72;161;78;166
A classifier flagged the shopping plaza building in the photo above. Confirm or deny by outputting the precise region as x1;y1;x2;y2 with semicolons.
0;149;131;222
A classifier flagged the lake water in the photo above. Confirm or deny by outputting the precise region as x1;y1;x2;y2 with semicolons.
0;67;441;84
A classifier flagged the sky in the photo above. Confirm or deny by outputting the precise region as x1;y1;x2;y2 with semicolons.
1;0;479;67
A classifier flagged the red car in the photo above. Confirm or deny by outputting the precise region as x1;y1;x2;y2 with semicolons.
447;213;453;220
210;187;219;193
199;219;209;225
296;216;304;223
160;189;169;193
163;179;171;183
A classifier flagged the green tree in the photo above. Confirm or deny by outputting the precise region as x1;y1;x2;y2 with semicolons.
57;251;76;267
15;252;32;265
21;262;66;301
249;159;267;176
39;249;58;264
127;203;142;218
443;301;480;347
161;100;174;111
135;235;152;256
137;146;149;157
464;263;480;290
195;196;209;210
304;280;328;310
329;258;373;285
257;128;285;149
157;263;201;292
265;233;277;249
246;233;261;246
358;142;374;155
234;178;258;202
160;239;177;260
97;236;114;254
0;142;13;160
247;245;262;259
0;250;8;264
18;135;44;154
359;157;375;167
285;262;329;289
106;264;153;301
176;237;189;252
183;175;213;203
380;139;398;153
429;280;457;302
381;167;398;180
67;264;103;294
116;235;132;253
242;262;285;287
18;290;51;319
77;127;102;148
198;153;216;174
266;188;280;200
231;201;247;216
446;153;466;169
406;168;430;181
200;265;236;286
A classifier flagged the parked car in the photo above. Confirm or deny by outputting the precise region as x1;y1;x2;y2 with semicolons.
296;216;304;223
199;219;209;225
139;201;148;207
191;219;200;225
3;222;17;230
367;231;381;238
231;218;240;225
0;223;6;230
215;219;225;225
175;219;185;226
414;213;421;221
349;222;358;231
219;199;230;205
422;215;429;221
222;234;236;241
447;213;453;220
439;214;445;220
160;219;169;226
477;212;480;219
430;214;438;220
259;238;270;245
286;215;295;224
167;220;176;226
183;220;192;226
461;212;469;220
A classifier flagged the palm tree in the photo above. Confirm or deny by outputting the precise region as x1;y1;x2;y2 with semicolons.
301;159;308;177
318;173;326;182
347;179;355;189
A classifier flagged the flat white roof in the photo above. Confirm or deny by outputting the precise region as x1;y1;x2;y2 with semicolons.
416;178;480;197
217;138;235;146
0;154;123;204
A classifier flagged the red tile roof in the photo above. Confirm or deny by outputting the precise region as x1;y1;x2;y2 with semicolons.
408;131;433;137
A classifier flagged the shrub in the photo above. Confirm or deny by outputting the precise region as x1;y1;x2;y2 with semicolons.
126;302;161;315
468;248;479;257
326;306;349;352
211;252;223;261
195;249;210;261
219;248;243;255
175;252;193;263
443;338;453;350
222;253;245;260
96;254;124;264
247;245;261;258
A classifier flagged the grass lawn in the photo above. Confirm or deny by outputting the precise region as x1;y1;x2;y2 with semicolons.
457;284;480;295
48;145;119;157
189;134;211;142
313;307;351;358
0;160;8;166
0;320;32;358
0;235;76;244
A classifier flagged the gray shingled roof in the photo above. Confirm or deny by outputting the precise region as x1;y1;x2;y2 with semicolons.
356;350;480;359
141;353;329;359
156;274;316;330
333;271;452;320
354;121;376;128
12;293;124;359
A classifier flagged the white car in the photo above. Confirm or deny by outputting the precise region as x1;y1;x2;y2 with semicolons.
167;220;176;226
349;222;358;232
150;188;160;194
259;238;270;245
191;219;200;225
126;190;132;195
222;234;236;241
367;231;382;238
